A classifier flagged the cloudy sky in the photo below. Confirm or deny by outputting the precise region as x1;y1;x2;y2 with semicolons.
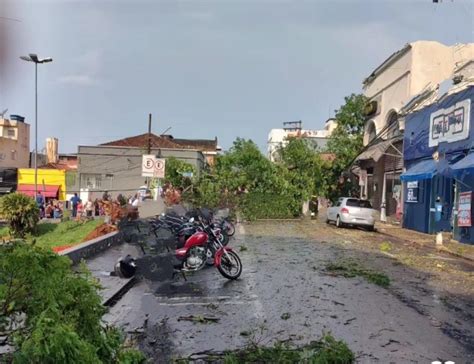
0;0;473;153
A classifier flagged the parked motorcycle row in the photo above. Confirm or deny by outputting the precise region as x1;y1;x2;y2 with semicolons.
114;208;241;281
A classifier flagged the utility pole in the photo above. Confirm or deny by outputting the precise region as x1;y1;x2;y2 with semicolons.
147;113;152;154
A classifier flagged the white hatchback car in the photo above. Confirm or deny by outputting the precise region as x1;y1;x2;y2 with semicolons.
326;197;376;231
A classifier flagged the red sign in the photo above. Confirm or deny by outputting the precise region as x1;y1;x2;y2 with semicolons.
458;191;472;227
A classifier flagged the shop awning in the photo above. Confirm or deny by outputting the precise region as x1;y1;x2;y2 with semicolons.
400;159;437;181
451;152;474;178
355;136;403;163
17;184;60;198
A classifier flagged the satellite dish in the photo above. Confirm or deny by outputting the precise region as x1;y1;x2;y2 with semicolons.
0;109;8;118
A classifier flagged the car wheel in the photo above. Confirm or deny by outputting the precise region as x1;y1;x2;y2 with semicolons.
336;215;343;228
325;217;330;224
368;225;375;232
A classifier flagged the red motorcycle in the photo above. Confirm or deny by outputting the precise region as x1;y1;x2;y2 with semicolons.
115;218;242;280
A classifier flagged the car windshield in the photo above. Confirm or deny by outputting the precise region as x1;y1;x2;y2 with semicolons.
346;199;372;208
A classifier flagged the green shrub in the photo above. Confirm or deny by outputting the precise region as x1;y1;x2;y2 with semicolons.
240;192;301;220
0;242;144;363
0;193;39;238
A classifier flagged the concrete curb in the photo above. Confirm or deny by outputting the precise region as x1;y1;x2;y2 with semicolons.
376;228;474;263
59;231;123;265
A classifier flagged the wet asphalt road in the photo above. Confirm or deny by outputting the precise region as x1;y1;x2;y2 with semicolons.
102;222;474;363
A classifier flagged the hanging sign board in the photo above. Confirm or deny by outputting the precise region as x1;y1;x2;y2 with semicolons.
142;155;166;178
458;191;472;227
406;181;418;203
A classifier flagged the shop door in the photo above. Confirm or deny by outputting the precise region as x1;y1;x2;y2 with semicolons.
386;172;401;217
430;176;455;233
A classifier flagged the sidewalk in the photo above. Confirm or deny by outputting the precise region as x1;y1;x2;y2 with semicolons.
375;221;474;262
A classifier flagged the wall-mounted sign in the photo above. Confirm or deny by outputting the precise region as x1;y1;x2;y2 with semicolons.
429;98;471;147
406;181;418;203
142;155;166;178
458;191;472;227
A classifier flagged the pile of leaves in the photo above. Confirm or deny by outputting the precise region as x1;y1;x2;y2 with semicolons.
81;223;118;242
0;241;145;363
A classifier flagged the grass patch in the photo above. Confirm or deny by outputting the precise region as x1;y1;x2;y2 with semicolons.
29;219;105;249
326;259;390;288
177;334;354;363
0;219;105;249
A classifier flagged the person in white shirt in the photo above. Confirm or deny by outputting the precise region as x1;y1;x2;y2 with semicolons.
84;198;94;217
132;194;139;207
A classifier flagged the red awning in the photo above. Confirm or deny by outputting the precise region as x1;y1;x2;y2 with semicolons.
17;184;60;198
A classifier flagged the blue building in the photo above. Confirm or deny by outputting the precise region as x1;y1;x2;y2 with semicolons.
401;85;474;244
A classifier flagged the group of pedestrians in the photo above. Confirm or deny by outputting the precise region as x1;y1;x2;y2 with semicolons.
34;190;143;221
70;193;104;219
35;191;64;219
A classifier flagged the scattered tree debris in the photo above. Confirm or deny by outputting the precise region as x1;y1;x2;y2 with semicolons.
177;315;220;324
381;339;401;348
239;245;248;252
175;333;354;363
325;259;390;288
344;317;357;325
281;312;291;320
379;241;393;252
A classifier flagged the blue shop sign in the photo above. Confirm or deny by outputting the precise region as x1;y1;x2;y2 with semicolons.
404;86;474;162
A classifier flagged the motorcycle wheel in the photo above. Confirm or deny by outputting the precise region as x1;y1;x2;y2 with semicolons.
217;250;242;280
223;220;235;236
220;232;230;246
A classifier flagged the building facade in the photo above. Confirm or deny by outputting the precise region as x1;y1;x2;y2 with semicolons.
267;119;337;162
401;85;474;245
17;168;67;200
354;41;474;221
0;115;30;169
77;133;215;199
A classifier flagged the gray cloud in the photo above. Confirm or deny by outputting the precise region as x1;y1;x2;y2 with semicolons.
2;0;473;153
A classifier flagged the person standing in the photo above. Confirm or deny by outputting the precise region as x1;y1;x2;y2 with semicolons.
70;193;80;218
85;198;94;217
36;191;44;207
77;200;84;219
36;191;45;219
132;194;139;207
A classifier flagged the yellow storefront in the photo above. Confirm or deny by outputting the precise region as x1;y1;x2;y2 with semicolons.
17;169;67;201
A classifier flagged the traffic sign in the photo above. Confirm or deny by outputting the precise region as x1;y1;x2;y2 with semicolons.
142;155;166;178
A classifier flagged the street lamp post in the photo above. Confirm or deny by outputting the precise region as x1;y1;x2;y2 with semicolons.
20;54;53;197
